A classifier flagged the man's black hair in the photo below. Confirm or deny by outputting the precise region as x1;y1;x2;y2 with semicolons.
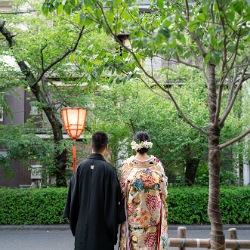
92;131;108;153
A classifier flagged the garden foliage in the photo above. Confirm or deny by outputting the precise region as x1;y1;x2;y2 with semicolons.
0;187;249;225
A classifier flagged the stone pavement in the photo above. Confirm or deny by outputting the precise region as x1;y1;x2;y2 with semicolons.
0;223;249;231
0;224;249;250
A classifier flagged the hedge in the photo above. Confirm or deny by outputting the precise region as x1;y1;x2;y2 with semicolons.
0;186;249;225
0;188;68;225
167;186;250;224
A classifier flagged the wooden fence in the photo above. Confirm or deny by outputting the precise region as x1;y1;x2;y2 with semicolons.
168;227;250;249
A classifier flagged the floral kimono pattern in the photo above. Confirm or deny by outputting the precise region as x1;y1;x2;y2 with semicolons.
119;156;168;250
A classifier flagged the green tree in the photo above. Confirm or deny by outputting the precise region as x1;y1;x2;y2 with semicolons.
0;1;114;186
42;0;250;248
93;66;244;186
0;124;56;180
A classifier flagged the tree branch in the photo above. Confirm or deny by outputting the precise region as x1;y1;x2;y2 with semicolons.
185;0;190;22
126;8;152;36
224;32;241;78
33;25;85;87
166;89;209;135
0;20;16;46
210;3;215;23
0;19;85;89
174;55;202;70
189;31;208;58
216;0;227;73
139;77;170;99
219;66;248;126
215;83;223;125
97;3;208;136
40;44;48;71
219;128;250;150
215;31;241;125
243;74;250;81
226;74;238;107
137;77;209;135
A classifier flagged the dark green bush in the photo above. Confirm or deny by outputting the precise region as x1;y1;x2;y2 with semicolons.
0;186;249;225
0;188;68;225
168;187;210;224
167;186;250;224
220;187;250;224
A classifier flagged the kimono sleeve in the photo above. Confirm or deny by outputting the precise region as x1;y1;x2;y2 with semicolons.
104;168;125;244
119;160;130;197
117;177;126;224
157;161;168;198
63;171;79;236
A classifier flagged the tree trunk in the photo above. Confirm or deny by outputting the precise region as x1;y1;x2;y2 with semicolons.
238;152;243;185
185;158;200;186
207;64;225;249
208;124;225;249
55;148;67;187
43;103;67;187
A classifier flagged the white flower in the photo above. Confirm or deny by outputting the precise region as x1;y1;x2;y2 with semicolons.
131;140;153;151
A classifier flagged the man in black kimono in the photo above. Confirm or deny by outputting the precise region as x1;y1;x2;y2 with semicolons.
64;131;126;250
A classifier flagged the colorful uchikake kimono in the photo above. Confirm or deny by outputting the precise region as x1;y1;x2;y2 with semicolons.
119;156;168;250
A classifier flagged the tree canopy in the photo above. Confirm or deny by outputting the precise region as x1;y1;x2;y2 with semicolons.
1;1;250;247
42;0;250;248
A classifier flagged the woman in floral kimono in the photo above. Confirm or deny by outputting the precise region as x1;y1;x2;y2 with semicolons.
119;131;168;250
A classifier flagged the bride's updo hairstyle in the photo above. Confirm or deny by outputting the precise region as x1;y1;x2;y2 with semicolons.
133;131;151;154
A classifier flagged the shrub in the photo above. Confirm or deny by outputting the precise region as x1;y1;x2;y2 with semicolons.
0;188;68;225
0;186;249;225
167;186;250;224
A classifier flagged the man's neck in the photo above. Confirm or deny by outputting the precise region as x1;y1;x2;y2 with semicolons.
92;151;105;156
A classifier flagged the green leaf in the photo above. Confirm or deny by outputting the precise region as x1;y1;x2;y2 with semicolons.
57;4;63;15
157;0;164;9
176;44;184;55
83;15;93;26
198;13;206;22
233;1;245;15
209;33;217;49
188;21;197;32
210;50;221;66
64;3;72;15
42;4;49;15
204;53;210;65
227;44;236;53
84;0;96;8
159;27;170;39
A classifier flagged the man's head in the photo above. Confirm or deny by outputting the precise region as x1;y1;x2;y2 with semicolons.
91;131;108;154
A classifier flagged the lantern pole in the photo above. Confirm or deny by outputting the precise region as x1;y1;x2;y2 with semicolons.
72;139;77;172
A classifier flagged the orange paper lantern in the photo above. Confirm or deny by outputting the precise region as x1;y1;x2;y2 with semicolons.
61;107;88;171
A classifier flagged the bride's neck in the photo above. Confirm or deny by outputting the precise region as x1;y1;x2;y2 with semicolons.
135;153;149;160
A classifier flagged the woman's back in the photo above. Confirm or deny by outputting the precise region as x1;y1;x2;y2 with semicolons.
121;156;165;228
119;131;168;250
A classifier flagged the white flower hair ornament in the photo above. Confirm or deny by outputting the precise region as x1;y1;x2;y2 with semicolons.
131;140;153;151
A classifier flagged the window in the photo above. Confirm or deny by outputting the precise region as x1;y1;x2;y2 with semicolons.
0;1;13;12
30;105;39;116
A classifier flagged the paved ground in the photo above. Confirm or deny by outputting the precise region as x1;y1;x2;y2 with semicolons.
0;224;249;250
